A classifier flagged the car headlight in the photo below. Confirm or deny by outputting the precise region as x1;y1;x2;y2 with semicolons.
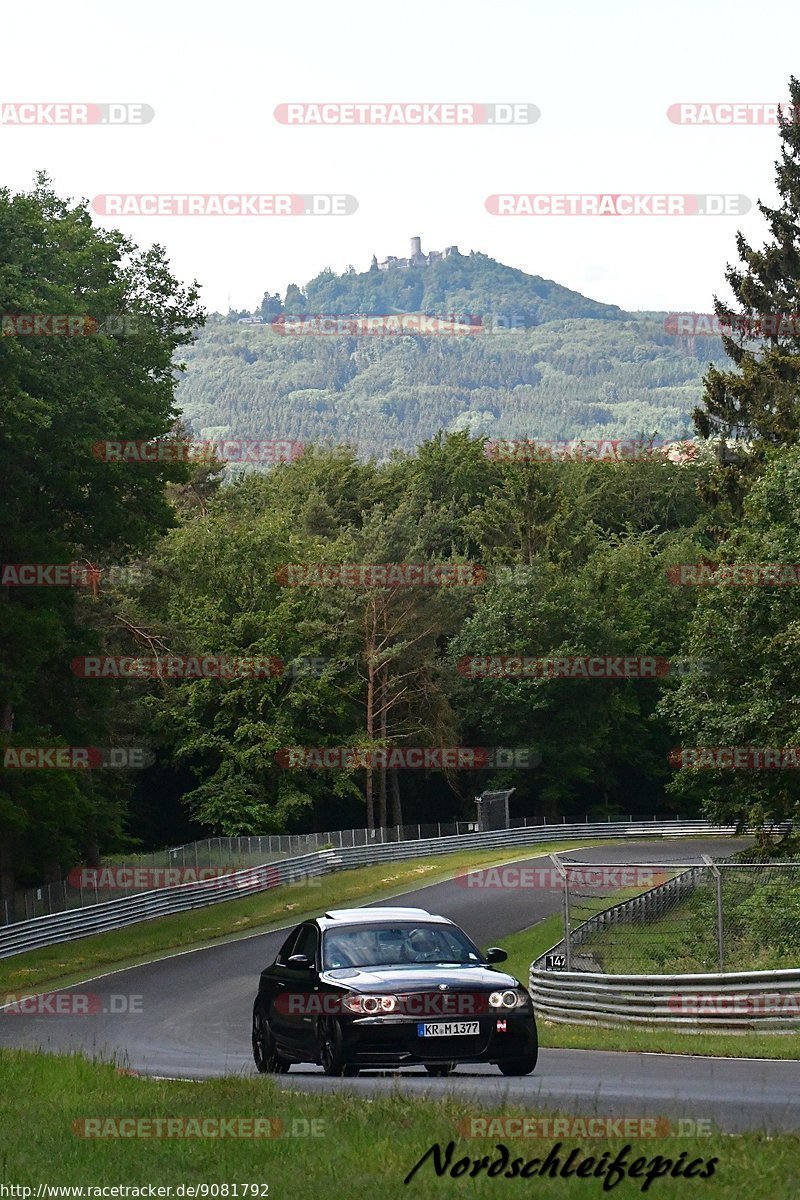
342;994;398;1015
488;988;527;1009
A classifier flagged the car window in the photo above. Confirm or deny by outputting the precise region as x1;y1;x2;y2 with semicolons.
322;922;482;969
275;926;302;967
292;924;318;965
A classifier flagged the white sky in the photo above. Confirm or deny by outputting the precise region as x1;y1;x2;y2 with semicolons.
2;0;799;315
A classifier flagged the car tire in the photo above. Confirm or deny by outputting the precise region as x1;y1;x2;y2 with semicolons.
424;1063;456;1077
318;1018;359;1076
497;1054;538;1076
252;1006;291;1074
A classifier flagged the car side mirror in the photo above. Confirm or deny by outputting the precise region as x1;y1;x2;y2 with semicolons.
485;947;508;964
287;953;314;970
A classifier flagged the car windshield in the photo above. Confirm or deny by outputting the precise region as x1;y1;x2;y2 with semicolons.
322;922;483;969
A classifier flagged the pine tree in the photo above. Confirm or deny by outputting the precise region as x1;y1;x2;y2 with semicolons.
695;77;800;475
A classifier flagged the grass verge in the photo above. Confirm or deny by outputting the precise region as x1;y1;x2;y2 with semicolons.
0;1048;796;1198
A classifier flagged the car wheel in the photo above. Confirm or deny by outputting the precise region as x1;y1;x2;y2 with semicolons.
252;1006;291;1074
424;1062;456;1077
497;1054;537;1076
318;1018;358;1076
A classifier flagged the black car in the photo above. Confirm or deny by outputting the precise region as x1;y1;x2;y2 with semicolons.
251;906;538;1076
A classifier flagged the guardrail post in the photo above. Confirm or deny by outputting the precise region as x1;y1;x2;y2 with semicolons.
549;853;571;970
702;854;724;971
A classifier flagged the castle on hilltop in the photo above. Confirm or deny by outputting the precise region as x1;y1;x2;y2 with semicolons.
371;236;460;271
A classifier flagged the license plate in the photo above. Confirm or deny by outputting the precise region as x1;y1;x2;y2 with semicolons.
417;1021;480;1037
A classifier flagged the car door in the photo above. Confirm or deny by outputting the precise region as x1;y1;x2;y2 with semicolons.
270;923;320;1054
265;925;303;1046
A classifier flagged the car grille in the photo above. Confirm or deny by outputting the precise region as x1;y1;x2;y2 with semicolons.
393;990;490;1019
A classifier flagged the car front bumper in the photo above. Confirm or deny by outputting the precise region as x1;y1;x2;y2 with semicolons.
340;1012;537;1066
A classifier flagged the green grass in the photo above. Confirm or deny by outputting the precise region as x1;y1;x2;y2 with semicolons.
0;841;608;997
0;1048;798;1197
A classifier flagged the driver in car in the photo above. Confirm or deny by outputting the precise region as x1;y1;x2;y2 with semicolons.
404;927;441;962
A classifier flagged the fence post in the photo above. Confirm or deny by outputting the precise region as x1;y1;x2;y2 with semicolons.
702;855;724;971
549;854;571;971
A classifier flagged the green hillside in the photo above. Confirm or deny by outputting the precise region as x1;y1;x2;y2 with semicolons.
176;251;726;457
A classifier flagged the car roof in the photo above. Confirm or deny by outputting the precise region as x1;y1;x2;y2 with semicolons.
316;907;453;930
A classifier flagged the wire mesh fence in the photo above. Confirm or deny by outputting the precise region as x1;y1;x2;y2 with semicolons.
552;857;800;974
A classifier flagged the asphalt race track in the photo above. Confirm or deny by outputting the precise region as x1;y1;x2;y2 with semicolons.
3;837;800;1133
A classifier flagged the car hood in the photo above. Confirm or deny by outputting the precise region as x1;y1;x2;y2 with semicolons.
320;964;522;991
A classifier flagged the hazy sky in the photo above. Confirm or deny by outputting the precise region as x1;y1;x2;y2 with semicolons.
3;0;799;314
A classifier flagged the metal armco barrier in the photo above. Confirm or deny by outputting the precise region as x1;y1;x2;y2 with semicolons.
0;818;737;960
529;847;800;1032
528;964;800;1032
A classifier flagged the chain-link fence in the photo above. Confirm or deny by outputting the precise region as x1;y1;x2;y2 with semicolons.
549;856;800;974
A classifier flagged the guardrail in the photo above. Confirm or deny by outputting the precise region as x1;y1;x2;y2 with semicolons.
0;818;739;961
528;964;800;1032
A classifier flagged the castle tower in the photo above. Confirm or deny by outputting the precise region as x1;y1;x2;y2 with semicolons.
410;236;422;259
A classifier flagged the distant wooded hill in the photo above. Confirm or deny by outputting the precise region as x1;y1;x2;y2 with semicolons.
176;250;726;457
